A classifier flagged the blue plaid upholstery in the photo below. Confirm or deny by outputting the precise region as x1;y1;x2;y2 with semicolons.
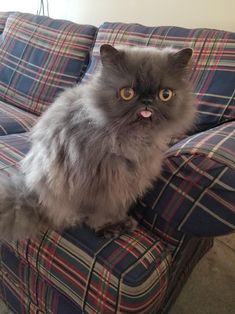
0;12;97;115
0;100;37;135
136;121;235;237
0;228;170;314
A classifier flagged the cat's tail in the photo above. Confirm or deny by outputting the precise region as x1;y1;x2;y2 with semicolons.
0;174;46;241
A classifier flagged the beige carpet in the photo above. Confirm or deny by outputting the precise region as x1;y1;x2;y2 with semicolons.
0;235;234;314
170;234;235;314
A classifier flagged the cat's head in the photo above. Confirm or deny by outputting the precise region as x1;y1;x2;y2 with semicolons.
85;44;196;136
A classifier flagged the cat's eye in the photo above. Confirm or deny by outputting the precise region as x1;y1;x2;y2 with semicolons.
159;88;174;102
119;87;135;101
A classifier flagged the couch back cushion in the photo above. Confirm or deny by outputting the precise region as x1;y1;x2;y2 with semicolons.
0;12;97;115
84;22;235;133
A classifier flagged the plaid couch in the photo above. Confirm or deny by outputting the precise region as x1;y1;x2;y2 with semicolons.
0;12;234;314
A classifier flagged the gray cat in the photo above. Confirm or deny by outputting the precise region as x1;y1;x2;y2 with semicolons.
0;44;195;240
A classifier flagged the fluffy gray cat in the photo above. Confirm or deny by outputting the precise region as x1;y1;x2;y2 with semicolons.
0;44;195;240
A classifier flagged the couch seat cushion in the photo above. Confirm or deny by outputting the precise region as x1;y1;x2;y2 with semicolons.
0;12;97;115
84;22;235;133
0;101;37;135
0;133;29;177
1;227;171;313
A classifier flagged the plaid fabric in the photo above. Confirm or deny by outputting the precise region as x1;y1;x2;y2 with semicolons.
0;133;29;177
0;227;171;313
0;12;10;34
0;101;37;135
84;22;235;133
0;12;97;115
137;121;235;237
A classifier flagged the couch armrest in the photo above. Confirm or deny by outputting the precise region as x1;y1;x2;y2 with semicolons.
135;121;235;237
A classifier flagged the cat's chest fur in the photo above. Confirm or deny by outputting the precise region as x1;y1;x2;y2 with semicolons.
80;121;165;199
63;98;165;182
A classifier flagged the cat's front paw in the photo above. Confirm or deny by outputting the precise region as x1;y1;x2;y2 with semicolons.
97;216;138;239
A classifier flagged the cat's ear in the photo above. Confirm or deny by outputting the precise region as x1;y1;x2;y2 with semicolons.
100;44;122;67
171;48;193;68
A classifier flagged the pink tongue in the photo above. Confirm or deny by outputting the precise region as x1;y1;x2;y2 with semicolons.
139;110;152;118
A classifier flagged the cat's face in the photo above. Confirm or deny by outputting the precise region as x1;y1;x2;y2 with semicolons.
88;44;195;135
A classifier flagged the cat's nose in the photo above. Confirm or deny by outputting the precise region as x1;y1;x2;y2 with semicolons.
141;98;153;106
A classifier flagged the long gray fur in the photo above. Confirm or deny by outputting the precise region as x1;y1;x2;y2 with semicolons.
0;45;195;240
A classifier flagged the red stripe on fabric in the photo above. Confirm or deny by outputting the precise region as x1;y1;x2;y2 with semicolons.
197;32;229;100
0;151;22;164
99;28;231;43
163;158;216;222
